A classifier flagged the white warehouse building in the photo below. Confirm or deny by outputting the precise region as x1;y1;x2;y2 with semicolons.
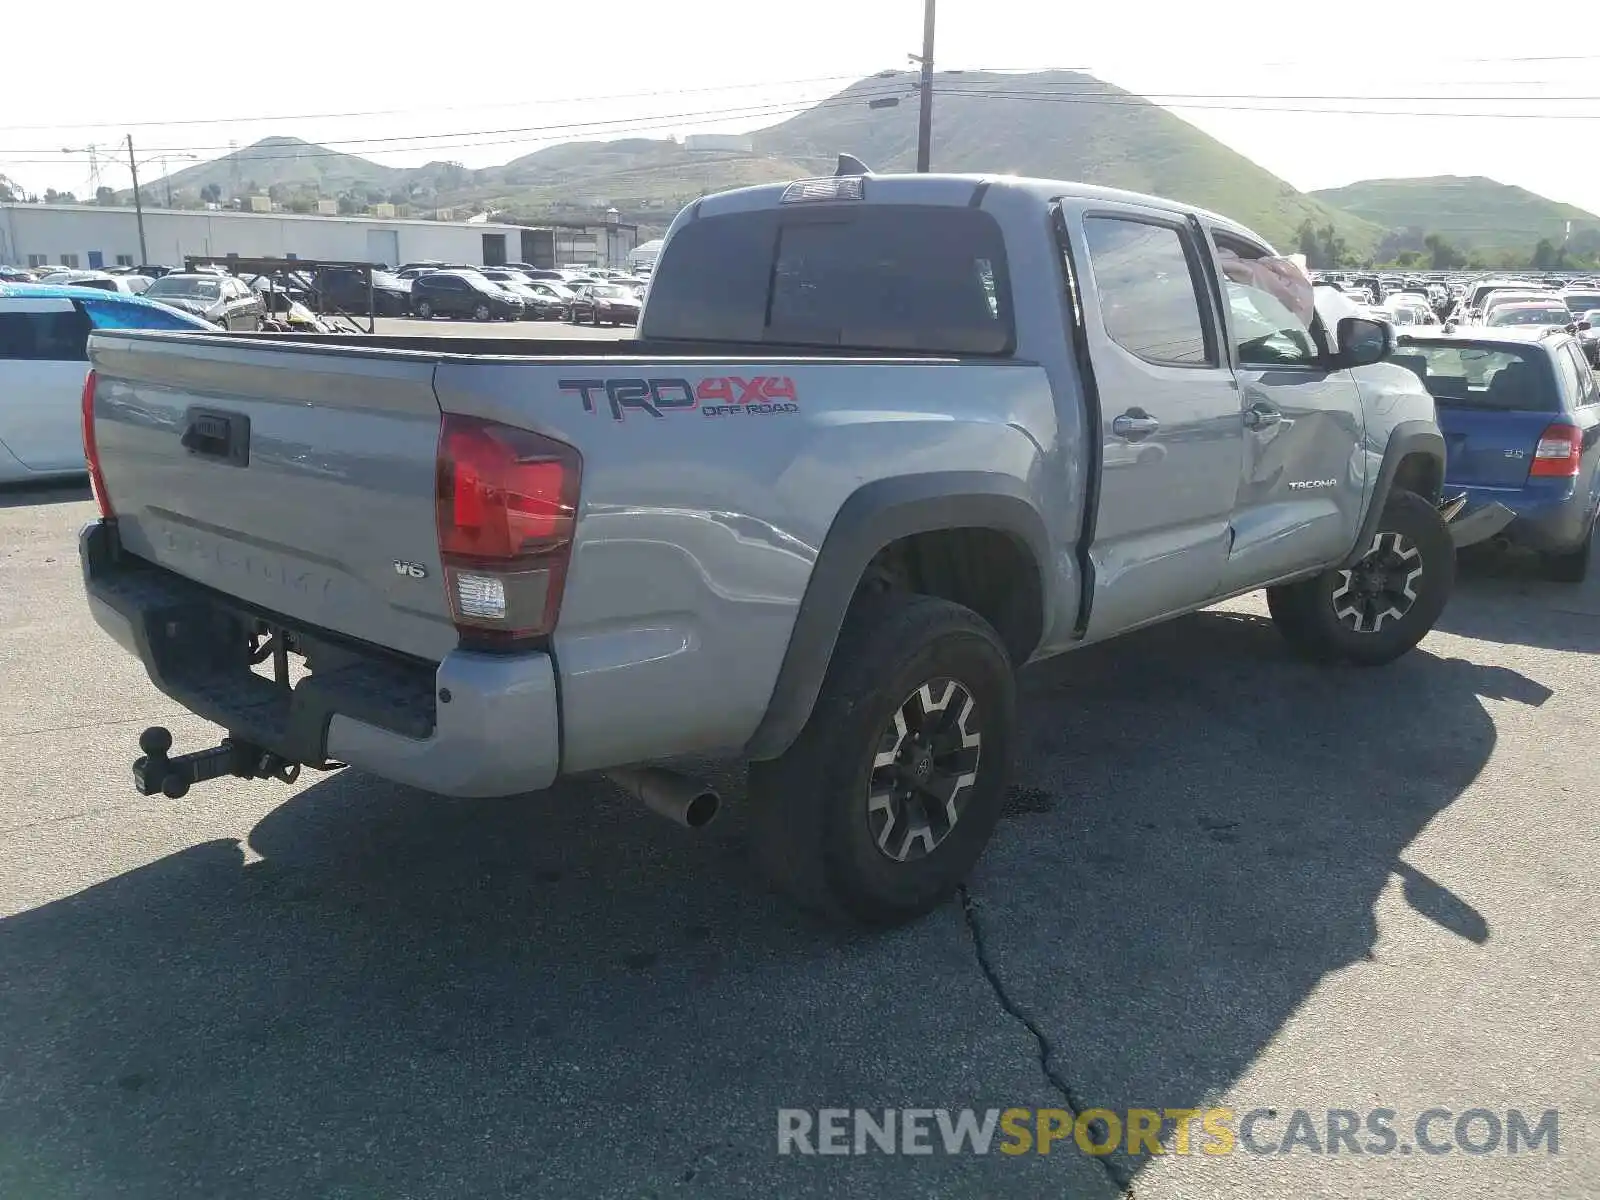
0;203;637;271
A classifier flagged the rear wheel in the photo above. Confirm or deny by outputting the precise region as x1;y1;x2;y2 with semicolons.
473;302;492;322
1545;520;1594;583
747;593;1016;926
1267;489;1454;666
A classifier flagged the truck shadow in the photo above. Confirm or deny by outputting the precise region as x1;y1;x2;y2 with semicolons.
0;610;1544;1196
0;479;92;509
1433;546;1600;653
977;607;1550;1183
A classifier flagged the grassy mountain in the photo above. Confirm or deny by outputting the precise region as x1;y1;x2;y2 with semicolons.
751;71;1382;252
482;138;817;210
131;136;401;201
1310;176;1600;251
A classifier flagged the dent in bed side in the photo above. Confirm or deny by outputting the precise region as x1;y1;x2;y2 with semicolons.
743;472;1058;762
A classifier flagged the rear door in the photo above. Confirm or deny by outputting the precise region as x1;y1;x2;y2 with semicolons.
0;297;92;472
1063;204;1243;638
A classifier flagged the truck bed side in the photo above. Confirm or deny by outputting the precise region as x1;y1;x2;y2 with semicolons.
87;332;1066;776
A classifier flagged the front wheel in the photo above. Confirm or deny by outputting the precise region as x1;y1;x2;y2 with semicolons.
1267;488;1454;666
473;303;492;322
415;300;434;320
747;593;1016;926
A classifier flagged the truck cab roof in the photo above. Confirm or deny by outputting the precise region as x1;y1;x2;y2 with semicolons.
688;172;1275;251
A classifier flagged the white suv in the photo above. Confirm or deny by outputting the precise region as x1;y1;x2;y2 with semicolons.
0;284;209;483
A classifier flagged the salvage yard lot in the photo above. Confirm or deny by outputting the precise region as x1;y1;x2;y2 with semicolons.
0;481;1596;1199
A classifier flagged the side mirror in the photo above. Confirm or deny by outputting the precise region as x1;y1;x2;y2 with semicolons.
1578;320;1592;332
1333;315;1393;369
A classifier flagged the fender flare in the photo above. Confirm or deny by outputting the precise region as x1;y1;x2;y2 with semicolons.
743;472;1051;761
1341;420;1446;567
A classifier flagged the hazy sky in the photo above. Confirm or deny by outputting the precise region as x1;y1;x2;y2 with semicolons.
4;1;1593;211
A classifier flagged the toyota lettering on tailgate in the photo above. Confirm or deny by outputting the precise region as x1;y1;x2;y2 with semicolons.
559;376;799;422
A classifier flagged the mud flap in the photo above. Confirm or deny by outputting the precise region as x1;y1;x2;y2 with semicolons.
1447;501;1517;549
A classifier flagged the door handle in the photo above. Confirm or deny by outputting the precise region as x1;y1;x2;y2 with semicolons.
1243;402;1282;430
1112;411;1160;441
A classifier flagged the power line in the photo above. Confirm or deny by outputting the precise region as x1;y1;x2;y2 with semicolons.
0;90;909;161
930;86;1600;120
0;71;881;132
14;84;1600;170
6;57;1599;145
10;83;1600;179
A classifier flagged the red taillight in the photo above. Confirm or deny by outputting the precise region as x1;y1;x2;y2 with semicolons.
1529;423;1582;478
81;369;113;518
435;414;581;646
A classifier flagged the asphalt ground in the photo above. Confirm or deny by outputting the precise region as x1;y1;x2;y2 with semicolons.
1;347;1595;1198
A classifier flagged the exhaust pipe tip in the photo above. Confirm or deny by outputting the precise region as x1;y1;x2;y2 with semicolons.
680;788;720;829
606;767;721;830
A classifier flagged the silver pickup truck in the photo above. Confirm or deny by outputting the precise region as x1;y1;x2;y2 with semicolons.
82;168;1473;925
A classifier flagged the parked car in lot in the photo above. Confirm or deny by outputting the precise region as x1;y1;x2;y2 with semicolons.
566;281;640;325
1577;310;1600;366
1478;289;1560;326
1485;300;1579;330
1393;328;1599;580
78;168;1486;926
410;270;523;320
140;273;264;329
39;270;153;295
0;283;210;482
520;280;574;320
313;268;412;317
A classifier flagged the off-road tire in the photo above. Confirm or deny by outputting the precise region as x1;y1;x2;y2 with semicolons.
1267;488;1454;666
747;593;1016;926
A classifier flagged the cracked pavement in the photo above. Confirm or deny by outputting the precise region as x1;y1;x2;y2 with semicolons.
1;482;1596;1199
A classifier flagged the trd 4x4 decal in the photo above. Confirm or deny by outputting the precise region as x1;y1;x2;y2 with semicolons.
559;376;799;421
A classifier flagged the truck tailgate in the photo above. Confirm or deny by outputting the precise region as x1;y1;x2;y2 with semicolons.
88;331;457;662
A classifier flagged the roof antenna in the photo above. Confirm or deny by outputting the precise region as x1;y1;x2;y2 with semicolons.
835;154;873;178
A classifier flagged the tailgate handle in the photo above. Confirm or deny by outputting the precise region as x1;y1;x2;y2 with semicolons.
181;407;251;468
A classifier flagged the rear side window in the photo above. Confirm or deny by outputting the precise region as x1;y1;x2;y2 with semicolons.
642;205;1013;354
1565;344;1599;406
0;308;92;361
1082;217;1214;366
1552;343;1585;407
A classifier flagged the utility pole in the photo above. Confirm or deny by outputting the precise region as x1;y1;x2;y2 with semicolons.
126;135;148;266
914;0;936;172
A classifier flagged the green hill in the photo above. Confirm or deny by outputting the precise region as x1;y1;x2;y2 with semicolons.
126;136;402;203
752;71;1383;253
1310;176;1600;251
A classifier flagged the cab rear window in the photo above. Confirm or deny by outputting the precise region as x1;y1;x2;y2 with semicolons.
1390;343;1560;412
642;205;1013;354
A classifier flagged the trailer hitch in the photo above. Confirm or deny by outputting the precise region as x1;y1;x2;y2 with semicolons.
132;726;302;799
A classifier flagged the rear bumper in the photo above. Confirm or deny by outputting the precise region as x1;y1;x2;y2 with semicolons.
81;521;560;798
1450;483;1595;553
